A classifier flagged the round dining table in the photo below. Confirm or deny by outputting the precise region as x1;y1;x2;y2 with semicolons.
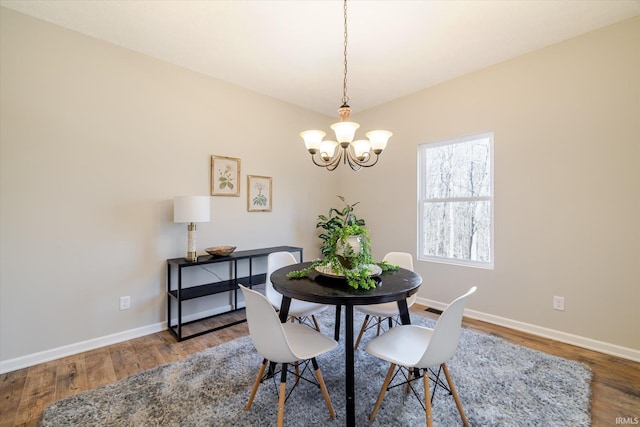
270;261;422;427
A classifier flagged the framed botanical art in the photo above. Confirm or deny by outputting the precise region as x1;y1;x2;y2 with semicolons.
211;155;240;196
247;175;272;212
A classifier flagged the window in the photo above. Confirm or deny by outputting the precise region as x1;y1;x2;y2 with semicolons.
418;132;494;268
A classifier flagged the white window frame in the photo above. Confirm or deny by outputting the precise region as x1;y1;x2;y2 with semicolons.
418;131;494;269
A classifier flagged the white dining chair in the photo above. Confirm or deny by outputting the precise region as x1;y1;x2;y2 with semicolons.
266;251;329;331
239;284;337;427
365;286;477;427
354;251;415;349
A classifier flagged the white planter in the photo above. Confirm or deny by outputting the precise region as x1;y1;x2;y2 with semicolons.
335;235;362;269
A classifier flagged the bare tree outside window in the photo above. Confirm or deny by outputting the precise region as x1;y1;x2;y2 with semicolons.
418;132;494;268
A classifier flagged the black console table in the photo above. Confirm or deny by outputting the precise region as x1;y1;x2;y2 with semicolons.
167;245;303;341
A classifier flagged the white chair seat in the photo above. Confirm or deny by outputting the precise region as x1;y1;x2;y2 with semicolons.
365;324;433;367
282;322;338;361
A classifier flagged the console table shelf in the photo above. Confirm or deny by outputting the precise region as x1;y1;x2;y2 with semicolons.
167;245;302;341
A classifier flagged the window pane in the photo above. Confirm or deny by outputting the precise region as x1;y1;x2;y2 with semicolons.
422;201;491;262
425;137;491;199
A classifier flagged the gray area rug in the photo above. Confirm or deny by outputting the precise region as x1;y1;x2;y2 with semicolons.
40;308;592;426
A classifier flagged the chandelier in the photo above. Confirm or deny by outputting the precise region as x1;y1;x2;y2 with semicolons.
300;0;392;171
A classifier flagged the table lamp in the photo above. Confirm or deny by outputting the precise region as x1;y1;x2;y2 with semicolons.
174;196;210;262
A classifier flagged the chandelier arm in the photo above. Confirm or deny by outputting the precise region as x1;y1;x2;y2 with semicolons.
310;149;343;171
346;143;371;164
325;149;344;171
346;149;380;169
347;157;361;171
310;153;328;168
311;152;338;169
358;150;372;163
343;149;362;171
326;160;342;172
360;154;380;168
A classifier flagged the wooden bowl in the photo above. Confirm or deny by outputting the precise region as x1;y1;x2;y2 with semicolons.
205;246;236;257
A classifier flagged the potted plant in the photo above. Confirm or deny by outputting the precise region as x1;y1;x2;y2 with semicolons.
288;196;397;290
316;196;368;268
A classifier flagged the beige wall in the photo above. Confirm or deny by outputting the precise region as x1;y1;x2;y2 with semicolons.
349;16;640;351
1;8;638;367
0;8;338;363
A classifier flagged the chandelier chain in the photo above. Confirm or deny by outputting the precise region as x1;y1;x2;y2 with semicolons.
342;0;349;106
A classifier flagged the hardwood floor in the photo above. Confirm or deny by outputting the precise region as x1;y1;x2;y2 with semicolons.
1;306;638;426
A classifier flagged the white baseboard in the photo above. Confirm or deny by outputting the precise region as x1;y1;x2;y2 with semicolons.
417;296;640;363
4;298;638;374
0;304;238;375
0;322;166;374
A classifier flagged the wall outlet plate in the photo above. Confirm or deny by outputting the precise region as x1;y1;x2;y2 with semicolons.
553;295;565;311
120;296;131;310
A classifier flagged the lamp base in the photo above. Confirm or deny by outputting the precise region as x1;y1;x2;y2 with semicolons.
185;223;197;262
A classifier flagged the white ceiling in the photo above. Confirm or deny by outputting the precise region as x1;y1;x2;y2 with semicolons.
2;0;639;116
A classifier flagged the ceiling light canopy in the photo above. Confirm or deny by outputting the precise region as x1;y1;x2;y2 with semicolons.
300;0;392;171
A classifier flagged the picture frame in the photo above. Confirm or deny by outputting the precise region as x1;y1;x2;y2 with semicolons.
211;156;240;196
247;175;272;212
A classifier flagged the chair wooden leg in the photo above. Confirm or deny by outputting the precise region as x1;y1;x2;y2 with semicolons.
369;363;396;421
376;317;382;336
294;361;300;386
442;363;469;427
311;315;321;332
245;359;267;410
312;358;335;419
277;363;288;427
354;315;370;350
406;368;413;394
423;368;433;427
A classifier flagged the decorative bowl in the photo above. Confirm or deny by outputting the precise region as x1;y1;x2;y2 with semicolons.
314;263;382;278
205;246;236;257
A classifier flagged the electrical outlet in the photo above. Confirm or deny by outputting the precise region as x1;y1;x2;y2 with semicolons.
553;296;565;311
120;296;131;310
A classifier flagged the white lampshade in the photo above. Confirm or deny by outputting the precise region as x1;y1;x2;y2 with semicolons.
330;121;360;143
319;140;338;159
351;140;371;159
174;196;210;223
300;130;326;151
366;130;393;152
